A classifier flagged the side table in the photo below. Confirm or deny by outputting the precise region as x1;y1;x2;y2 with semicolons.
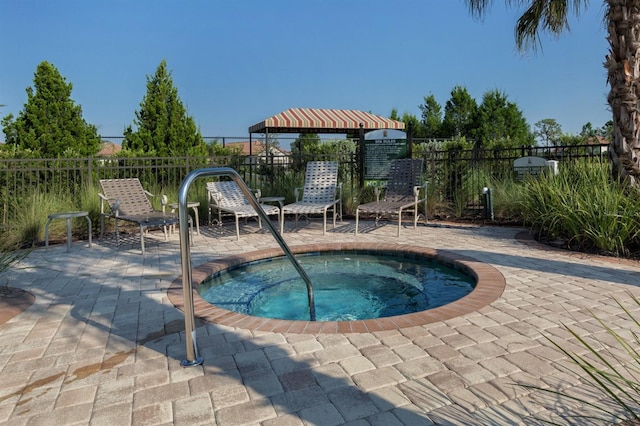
168;202;200;235
259;196;285;209
259;196;285;233
45;211;92;252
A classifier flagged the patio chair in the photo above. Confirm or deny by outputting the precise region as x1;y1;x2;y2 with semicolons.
281;161;341;235
355;158;427;237
98;178;182;254
207;181;282;240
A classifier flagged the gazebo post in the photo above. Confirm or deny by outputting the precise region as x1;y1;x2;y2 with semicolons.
358;123;365;189
249;133;253;184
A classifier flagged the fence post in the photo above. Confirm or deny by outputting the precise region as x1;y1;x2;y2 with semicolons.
87;156;92;187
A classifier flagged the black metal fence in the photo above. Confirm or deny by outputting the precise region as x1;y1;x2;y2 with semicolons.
0;142;610;224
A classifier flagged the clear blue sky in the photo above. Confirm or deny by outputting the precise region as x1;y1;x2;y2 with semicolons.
1;1;610;142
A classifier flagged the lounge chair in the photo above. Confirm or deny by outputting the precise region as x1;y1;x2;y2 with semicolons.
355;158;427;237
98;178;181;254
281;161;341;235
207;181;281;240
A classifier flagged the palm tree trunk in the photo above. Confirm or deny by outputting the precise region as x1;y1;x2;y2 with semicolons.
606;0;640;187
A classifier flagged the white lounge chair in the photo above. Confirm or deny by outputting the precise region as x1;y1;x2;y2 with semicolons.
207;181;281;240
281;161;341;235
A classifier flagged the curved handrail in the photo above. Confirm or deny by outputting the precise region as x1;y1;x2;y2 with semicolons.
178;167;316;367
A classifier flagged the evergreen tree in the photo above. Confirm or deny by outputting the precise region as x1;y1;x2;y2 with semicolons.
474;89;532;148
389;109;423;137
1;61;101;157
419;94;443;138
401;112;423;138
598;120;613;140
441;86;477;139
123;60;206;156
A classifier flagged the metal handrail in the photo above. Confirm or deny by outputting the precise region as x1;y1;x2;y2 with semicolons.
178;167;316;367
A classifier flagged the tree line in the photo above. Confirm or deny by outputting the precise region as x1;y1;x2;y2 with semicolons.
390;86;611;150
1;60;610;160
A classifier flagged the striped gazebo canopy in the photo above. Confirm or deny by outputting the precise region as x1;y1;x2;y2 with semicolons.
249;108;405;134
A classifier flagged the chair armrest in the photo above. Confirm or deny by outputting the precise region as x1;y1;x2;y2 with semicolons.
374;186;384;202
208;190;223;206
161;195;168;213
142;188;171;212
294;187;303;202
414;182;428;200
98;193;119;215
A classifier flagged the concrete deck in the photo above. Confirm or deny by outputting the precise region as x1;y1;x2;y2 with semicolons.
1;219;639;425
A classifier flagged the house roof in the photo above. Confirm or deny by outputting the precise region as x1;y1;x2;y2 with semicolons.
225;140;289;156
249;108;405;134
98;141;122;156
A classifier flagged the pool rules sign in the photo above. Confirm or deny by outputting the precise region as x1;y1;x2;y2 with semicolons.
364;129;408;180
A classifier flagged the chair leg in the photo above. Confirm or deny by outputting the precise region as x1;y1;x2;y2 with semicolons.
44;218;52;248
235;216;240;240
332;205;336;228
322;208;327;236
397;208;403;237
280;211;284;233
193;207;200;235
355;209;359;235
139;224;146;255
86;216;92;248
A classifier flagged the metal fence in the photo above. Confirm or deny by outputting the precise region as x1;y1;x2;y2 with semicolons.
417;143;610;216
0;142;609;225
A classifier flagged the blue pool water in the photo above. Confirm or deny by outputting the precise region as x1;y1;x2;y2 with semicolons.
198;252;475;321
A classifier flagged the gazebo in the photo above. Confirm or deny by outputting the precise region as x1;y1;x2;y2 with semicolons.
248;108;407;187
248;107;405;136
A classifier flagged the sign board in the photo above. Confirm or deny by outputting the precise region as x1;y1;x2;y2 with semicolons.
513;156;553;180
364;129;407;180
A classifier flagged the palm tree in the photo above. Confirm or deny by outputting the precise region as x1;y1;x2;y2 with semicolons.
465;0;640;188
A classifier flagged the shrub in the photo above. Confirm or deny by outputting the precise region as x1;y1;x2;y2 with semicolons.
520;161;640;257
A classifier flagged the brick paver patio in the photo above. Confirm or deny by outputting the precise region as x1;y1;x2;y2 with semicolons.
1;219;639;425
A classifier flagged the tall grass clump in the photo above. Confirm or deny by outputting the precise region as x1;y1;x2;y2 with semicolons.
485;172;534;223
520;160;640;257
261;169;304;204
78;182;102;236
8;190;75;246
0;234;30;285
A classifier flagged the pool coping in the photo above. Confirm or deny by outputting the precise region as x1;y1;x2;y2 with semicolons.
167;242;506;334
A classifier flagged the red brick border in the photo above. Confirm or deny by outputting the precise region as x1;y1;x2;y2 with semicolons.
0;287;35;325
167;243;506;334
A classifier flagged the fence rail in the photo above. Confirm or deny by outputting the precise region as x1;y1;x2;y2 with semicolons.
0;143;610;225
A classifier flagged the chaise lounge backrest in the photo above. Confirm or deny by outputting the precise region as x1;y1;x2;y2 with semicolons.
384;158;424;202
299;161;339;204
99;178;157;216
